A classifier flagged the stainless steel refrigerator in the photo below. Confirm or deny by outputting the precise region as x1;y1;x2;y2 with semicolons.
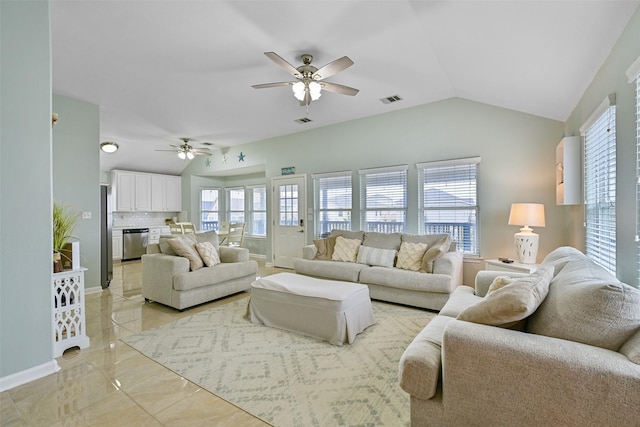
100;185;113;288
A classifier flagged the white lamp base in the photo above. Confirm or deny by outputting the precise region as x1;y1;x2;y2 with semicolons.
514;230;539;264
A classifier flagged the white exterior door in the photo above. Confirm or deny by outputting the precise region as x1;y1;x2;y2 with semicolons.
272;175;306;269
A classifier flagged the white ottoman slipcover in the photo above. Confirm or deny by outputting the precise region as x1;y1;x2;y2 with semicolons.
248;272;376;345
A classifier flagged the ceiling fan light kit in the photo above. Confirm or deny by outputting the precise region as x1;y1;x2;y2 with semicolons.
253;52;358;107
156;138;213;160
100;141;119;153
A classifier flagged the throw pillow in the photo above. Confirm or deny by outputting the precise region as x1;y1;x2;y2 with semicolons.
487;276;516;294
357;245;397;268
332;236;361;263
159;234;196;256
313;235;338;260
167;237;204;271
457;266;554;327
195;230;219;250
195;241;220;267
396;242;428;271
421;235;451;273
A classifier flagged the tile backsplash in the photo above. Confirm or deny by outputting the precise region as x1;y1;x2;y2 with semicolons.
113;211;182;227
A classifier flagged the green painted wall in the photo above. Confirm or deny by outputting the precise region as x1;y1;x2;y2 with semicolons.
53;95;101;290
564;7;640;287
183;97;565;283
0;0;54;377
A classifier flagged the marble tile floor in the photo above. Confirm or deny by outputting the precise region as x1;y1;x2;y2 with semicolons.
1;259;287;426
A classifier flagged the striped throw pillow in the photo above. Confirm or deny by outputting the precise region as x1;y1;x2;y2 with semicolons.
357;245;397;268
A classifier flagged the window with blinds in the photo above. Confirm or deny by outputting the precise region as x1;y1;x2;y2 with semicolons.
227;187;245;223
629;57;640;286
417;158;480;255
199;188;220;232
581;96;616;275
313;172;352;237
248;185;266;236
359;166;407;233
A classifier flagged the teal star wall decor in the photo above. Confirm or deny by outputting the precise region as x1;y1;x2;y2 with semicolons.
238;152;245;162
205;158;211;168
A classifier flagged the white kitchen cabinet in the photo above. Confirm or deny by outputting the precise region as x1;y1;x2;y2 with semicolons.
112;171;135;211
134;173;151;211
150;174;182;212
112;229;123;261
165;175;182;211
556;136;581;205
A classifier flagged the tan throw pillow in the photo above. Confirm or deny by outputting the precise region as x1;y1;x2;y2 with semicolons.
487;276;516;294
396;242;428;271
331;236;361;263
167;237;204;271
159;234;196;255
195;241;220;267
313;235;338;260
421;235;451;273
457;266;553;327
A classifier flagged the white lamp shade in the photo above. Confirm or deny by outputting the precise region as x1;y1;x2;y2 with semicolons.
508;203;545;228
178;151;186;160
186;151;195;160
292;82;305;101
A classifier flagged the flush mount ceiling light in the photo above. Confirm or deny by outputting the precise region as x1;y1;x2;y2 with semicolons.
100;141;119;153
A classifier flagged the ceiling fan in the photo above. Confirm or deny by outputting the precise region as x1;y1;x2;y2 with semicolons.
156;138;213;160
252;52;359;106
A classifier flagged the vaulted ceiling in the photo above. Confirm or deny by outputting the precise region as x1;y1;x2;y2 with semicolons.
50;0;639;175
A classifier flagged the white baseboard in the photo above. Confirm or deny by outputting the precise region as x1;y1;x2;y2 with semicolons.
249;254;266;261
0;359;60;392
85;286;103;295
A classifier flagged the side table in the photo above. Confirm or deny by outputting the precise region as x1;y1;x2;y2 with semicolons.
52;268;90;357
484;259;539;274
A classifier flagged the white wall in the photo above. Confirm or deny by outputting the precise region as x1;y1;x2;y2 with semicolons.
564;7;640;287
0;0;55;378
183;97;565;284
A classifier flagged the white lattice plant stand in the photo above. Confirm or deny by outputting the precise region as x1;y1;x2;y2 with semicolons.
52;268;90;357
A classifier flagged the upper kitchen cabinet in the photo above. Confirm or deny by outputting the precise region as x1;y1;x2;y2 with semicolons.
151;174;182;212
112;170;181;212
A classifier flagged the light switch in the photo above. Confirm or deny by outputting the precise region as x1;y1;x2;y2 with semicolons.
82;211;92;219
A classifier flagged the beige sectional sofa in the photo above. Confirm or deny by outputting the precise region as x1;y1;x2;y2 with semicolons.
399;246;640;426
293;230;463;311
142;231;257;310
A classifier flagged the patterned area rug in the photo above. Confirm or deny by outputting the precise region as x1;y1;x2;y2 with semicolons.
122;298;433;427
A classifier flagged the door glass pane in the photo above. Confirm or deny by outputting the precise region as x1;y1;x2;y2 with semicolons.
279;184;299;226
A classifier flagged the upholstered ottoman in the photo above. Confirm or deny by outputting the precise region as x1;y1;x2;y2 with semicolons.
248;272;376;345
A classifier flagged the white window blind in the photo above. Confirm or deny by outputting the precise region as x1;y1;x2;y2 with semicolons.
248;186;266;237
632;64;640;286
313;171;352;237
199;188;220;232
227;187;245;223
359;165;407;233
582;97;616;275
417;157;480;255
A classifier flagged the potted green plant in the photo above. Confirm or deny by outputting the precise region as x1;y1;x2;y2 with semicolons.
53;202;82;273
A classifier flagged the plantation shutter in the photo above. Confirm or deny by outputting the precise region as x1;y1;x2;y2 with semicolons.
627;57;640;285
312;171;352;237
580;94;617;275
359;165;408;233
417;157;480;256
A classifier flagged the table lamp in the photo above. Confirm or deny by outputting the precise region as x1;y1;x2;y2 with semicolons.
508;203;545;264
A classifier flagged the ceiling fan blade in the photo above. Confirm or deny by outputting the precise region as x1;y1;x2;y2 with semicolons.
252;82;294;89
320;81;359;96
193;151;212;156
312;56;353;80
155;149;179;152
264;52;302;78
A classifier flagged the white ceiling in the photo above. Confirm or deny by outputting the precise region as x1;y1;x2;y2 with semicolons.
50;0;639;176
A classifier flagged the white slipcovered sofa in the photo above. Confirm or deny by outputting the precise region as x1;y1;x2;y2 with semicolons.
293;230;463;311
399;246;640;426
142;231;257;310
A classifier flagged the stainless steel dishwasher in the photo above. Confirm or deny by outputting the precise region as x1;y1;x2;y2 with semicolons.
122;228;149;260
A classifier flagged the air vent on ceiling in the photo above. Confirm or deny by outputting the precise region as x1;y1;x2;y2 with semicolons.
295;117;313;124
380;95;403;104
201;142;214;146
